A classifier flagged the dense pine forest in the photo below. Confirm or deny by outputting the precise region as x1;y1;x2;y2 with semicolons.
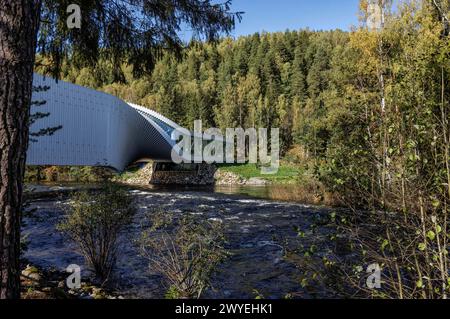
30;0;449;298
58;29;341;157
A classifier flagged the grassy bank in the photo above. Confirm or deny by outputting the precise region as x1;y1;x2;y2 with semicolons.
217;162;301;185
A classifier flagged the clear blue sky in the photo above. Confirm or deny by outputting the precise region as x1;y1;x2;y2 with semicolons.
229;0;361;37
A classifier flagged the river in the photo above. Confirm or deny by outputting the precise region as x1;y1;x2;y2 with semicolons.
22;183;346;299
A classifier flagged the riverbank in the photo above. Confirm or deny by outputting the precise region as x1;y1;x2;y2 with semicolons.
24;160;341;207
117;162;301;185
115;163;339;207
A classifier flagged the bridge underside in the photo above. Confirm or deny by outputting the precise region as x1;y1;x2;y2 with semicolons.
27;74;184;172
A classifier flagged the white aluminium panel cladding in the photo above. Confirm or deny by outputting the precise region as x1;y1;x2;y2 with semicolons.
27;74;176;171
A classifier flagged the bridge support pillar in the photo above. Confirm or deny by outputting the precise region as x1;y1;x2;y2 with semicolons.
150;163;217;186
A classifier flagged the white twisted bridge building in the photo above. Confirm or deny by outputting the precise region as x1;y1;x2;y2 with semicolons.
27;74;186;172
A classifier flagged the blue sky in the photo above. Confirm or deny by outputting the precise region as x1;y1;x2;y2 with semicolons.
229;0;361;37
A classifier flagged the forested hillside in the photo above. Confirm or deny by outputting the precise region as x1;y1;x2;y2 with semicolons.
57;29;346;157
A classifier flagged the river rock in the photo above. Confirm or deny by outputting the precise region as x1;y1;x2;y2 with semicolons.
21;265;41;282
57;280;65;289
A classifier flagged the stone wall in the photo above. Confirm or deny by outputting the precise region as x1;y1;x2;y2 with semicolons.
150;163;217;186
121;163;268;186
214;170;268;186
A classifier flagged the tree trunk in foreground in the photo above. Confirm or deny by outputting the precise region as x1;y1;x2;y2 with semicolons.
0;0;41;299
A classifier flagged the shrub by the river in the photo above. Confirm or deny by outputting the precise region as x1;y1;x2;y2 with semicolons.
140;211;227;299
58;184;136;283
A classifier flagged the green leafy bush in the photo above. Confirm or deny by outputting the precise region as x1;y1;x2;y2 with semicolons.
58;184;136;282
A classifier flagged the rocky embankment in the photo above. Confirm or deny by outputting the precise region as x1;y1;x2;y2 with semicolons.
120;163;269;186
20;264;122;300
214;171;268;186
117;163;155;185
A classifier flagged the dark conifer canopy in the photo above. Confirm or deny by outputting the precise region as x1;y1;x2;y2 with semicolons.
37;0;242;79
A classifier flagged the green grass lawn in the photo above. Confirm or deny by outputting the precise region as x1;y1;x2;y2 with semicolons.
217;163;301;184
